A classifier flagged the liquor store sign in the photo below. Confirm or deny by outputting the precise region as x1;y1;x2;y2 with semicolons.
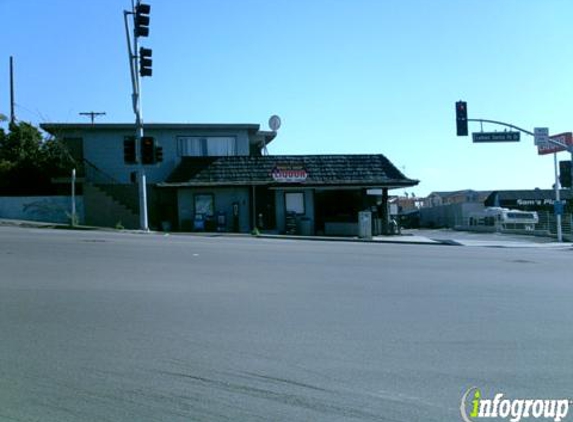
271;165;308;183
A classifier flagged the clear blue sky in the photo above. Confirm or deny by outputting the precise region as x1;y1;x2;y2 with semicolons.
1;0;573;196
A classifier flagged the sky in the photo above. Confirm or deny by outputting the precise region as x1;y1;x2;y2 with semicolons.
1;0;573;197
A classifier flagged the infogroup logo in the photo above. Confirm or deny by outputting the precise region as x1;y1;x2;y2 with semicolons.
460;387;571;422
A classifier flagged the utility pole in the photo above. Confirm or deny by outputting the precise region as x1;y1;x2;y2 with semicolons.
79;111;106;124
9;56;15;125
124;0;152;231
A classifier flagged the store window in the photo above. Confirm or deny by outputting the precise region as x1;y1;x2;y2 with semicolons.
194;194;214;217
285;192;305;215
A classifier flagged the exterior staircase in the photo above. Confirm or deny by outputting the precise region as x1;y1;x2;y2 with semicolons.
83;182;140;229
81;159;141;229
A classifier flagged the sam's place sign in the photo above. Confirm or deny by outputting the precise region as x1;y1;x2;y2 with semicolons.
271;165;308;183
517;199;567;206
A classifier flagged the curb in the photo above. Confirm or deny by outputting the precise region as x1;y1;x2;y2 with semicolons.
256;234;455;246
0;219;456;246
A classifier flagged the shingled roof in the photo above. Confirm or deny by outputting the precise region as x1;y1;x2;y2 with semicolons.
159;155;418;188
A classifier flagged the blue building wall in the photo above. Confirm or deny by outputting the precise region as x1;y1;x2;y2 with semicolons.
177;187;251;232
79;127;251;184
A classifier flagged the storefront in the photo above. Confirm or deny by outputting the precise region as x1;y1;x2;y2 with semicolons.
157;154;418;235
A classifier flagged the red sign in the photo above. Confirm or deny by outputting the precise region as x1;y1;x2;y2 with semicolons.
538;132;573;155
271;166;308;183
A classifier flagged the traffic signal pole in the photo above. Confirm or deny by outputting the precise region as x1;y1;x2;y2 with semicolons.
458;106;573;242
124;1;149;231
133;17;149;232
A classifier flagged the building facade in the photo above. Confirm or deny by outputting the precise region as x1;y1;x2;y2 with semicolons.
41;122;418;235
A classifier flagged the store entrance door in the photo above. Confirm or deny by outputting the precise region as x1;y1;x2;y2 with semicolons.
254;186;276;231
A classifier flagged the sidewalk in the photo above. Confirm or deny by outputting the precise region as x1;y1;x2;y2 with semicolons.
1;218;571;249
400;229;572;249
257;233;445;246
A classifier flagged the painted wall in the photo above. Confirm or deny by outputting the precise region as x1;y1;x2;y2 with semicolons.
0;196;85;224
177;187;251;232
275;189;315;235
63;127;252;184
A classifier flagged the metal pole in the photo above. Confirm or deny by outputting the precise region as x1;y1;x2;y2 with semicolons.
252;185;257;231
467;118;535;136
134;2;148;232
468;118;569;149
124;3;148;231
134;55;149;231
71;168;76;226
554;153;562;242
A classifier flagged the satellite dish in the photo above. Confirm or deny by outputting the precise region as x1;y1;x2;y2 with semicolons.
269;115;281;131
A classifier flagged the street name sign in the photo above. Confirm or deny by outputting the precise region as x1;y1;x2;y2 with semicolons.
472;132;520;143
537;132;573;155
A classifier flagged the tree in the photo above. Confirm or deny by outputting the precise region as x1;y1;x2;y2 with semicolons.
0;121;75;195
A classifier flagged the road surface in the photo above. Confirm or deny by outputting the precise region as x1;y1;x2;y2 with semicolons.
0;227;572;421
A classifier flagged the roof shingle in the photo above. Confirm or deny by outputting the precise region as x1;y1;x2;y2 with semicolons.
160;155;418;188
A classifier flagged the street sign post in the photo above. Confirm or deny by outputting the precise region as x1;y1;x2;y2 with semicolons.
472;132;520;143
456;107;571;242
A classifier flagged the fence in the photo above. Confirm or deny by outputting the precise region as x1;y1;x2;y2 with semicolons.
537;211;573;241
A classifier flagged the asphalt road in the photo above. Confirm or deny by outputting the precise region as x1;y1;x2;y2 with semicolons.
1;227;572;422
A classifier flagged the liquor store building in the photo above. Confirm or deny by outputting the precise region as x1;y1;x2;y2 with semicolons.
158;155;418;236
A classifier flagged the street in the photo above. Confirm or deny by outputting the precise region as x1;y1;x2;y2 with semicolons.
1;227;572;421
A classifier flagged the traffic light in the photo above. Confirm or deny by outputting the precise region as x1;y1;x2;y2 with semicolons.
456;101;468;136
139;47;152;77
141;136;155;164
124;137;136;163
559;160;572;188
155;145;163;163
134;3;151;37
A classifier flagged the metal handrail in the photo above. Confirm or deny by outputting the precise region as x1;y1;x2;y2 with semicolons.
83;158;122;185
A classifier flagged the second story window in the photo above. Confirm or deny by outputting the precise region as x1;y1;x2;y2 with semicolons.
178;136;236;157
